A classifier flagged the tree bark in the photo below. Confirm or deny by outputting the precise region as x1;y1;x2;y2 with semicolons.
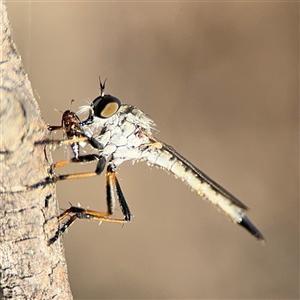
0;2;72;299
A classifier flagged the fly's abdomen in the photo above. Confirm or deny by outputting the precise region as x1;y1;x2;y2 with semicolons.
143;141;265;241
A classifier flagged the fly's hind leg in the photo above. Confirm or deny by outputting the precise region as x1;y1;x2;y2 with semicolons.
48;206;127;245
47;152;133;244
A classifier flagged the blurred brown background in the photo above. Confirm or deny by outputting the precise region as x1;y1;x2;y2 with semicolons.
6;2;298;299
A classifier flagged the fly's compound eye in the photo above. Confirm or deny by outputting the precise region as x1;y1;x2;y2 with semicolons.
92;95;121;119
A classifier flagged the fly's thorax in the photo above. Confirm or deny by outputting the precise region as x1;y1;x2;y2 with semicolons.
118;105;155;133
81;104;156;166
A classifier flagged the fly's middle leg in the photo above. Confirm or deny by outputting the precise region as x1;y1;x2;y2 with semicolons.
50;154;106;182
106;164;132;222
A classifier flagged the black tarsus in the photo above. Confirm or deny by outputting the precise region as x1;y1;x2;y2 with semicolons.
48;215;76;245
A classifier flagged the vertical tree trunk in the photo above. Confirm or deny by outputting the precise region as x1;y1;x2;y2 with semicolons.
0;2;72;299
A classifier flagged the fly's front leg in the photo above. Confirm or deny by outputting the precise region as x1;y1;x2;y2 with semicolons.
38;132;102;151
48;206;127;245
106;164;132;221
84;133;103;150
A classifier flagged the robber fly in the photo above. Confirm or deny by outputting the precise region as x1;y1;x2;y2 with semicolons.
49;79;265;244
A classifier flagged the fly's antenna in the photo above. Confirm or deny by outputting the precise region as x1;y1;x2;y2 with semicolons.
99;76;107;97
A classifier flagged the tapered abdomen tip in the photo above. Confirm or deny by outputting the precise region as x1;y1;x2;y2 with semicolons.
238;216;266;243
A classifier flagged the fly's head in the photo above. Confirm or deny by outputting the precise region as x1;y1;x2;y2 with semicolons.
92;78;121;119
80;78;122;127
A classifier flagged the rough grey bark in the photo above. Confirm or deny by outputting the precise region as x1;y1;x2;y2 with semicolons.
0;2;73;299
